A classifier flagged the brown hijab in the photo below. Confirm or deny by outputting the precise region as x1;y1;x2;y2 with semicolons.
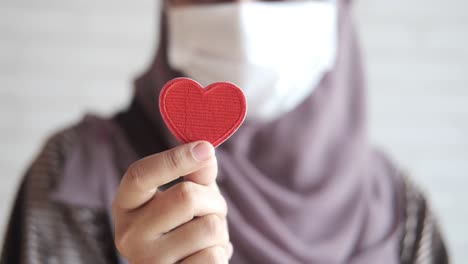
53;1;404;263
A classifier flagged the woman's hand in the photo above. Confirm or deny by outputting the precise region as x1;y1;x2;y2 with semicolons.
112;141;232;264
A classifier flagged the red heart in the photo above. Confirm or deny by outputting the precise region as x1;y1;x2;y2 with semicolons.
159;78;247;147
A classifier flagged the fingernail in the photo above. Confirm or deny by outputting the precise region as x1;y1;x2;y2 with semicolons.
191;141;214;161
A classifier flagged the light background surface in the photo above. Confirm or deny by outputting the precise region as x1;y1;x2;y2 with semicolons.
0;0;467;262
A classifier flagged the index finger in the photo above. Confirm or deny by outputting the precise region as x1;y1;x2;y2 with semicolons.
113;141;215;211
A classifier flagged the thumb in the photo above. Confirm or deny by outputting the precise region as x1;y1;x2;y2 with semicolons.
184;142;218;186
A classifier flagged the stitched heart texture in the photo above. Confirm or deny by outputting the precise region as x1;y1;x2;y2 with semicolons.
159;78;247;147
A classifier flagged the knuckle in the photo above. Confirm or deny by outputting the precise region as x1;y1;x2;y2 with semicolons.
205;247;226;264
201;214;224;238
114;229;132;257
164;148;185;170
226;242;234;259
174;181;197;209
126;162;145;190
219;194;228;216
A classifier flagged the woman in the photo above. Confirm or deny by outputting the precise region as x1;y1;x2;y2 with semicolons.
1;0;449;263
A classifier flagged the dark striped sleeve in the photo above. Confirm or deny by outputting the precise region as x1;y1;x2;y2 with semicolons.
399;176;450;264
0;129;118;264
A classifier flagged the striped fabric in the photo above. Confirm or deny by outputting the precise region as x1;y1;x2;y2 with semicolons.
0;126;449;263
399;176;449;264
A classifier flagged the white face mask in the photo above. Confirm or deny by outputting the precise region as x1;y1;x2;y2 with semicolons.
167;1;337;121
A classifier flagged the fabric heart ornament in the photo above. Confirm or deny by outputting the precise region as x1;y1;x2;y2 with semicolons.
159;78;247;147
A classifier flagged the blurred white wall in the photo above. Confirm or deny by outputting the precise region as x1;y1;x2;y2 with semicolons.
355;1;468;262
0;0;467;262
